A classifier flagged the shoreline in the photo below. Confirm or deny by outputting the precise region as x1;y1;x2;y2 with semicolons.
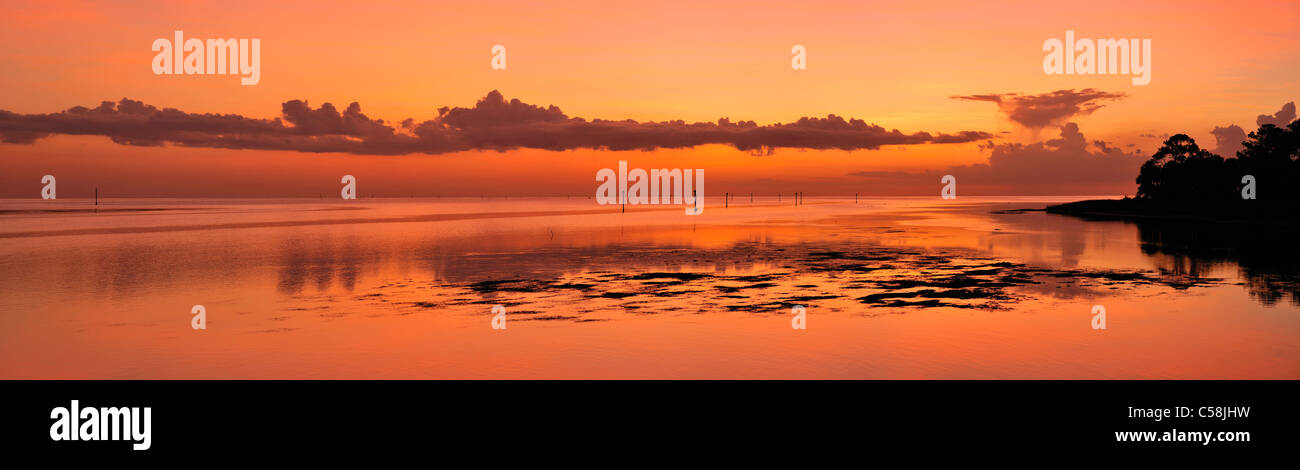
1043;198;1300;227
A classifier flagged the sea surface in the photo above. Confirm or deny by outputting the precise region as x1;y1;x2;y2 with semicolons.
1;196;1296;378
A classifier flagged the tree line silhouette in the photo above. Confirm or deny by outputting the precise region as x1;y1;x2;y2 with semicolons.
1049;116;1300;307
1136;119;1300;204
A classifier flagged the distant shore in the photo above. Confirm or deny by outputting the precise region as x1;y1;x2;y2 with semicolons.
1044;198;1300;226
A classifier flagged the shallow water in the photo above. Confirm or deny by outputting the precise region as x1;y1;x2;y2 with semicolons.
0;196;1296;378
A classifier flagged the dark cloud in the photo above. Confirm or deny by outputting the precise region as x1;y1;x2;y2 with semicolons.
1092;139;1121;154
1256;101;1296;128
280;100;394;138
1210;124;1247;157
951;89;1126;128
1205;101;1296;157
0;90;992;155
0;99;285;146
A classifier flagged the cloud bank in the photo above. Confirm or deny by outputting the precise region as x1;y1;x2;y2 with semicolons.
951;89;1126;128
0;90;993;155
944;122;1144;184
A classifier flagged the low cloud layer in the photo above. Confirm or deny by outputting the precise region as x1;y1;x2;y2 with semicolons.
850;122;1145;192
0;90;992;155
951;89;1126;128
945;122;1145;184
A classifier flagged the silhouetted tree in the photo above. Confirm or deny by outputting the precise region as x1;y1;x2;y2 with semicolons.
1135;134;1232;201
1235;120;1300;203
1135;119;1298;204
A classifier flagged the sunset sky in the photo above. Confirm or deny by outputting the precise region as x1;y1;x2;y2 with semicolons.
1;0;1297;197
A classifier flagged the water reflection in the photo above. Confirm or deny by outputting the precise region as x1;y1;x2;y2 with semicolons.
276;236;365;295
1034;207;1300;307
2;198;1296;378
254;217;1226;321
1134;219;1300;306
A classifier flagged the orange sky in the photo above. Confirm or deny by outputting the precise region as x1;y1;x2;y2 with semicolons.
1;0;1297;197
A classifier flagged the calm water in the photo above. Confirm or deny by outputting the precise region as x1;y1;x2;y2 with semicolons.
0;196;1296;378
